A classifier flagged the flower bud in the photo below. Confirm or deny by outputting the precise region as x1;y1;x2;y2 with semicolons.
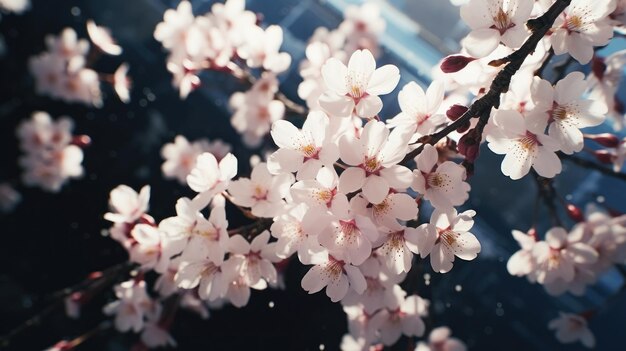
585;133;620;148
446;104;468;121
458;133;480;162
528;227;538;241
440;55;476;73
594;150;614;164
456;121;471;134
72;135;91;148
566;203;584;223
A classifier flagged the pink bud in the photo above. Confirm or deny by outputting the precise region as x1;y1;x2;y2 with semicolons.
586;133;620;148
440;55;476;73
566;204;584;223
458;134;480;162
71;135;91;148
456;121;471;134
594;150;615;164
528;227;538;241
446;104;468;121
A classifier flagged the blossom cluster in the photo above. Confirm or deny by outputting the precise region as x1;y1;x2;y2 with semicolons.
16;111;85;192
508;205;626;296
29;23;130;107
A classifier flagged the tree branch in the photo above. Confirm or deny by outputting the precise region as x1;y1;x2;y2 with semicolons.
561;153;626;182
401;0;572;165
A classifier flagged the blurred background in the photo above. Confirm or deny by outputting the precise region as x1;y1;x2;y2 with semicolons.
1;0;626;350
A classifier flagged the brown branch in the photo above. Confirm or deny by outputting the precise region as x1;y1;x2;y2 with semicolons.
401;0;572;165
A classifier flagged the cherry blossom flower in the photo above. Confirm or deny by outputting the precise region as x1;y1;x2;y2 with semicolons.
237;25;291;73
0;0;30;13
113;63;131;103
141;321;177;348
290;166;348;214
528;72;607;154
16;112;85;192
175;247;228;301
386;81;446;137
375;223;431;275
153;0;195;52
227;162;293;218
320;49;400;118
86;20;122;56
104;185;151;224
45;27;89;59
415;326;467;351
298;38;346;109
301;248;366;302
486;109;561;180
187;152;238;208
370;285;427;345
587;50;626;131
211;0;257;46
531;227;598;284
412;144;470;209
268;111;339;179
161;136;230;184
318;204;379;266
550;0;617;64
460;0;533;57
548;312;595;348
103;279;157;333
129;224;171;272
339;3;385;56
506;229;538;277
230;81;285;147
0;183;21;213
338;120;413;204
159;198;228;264
223;231;280;288
419;208;481;273
350;192;418;229
270;203;325;262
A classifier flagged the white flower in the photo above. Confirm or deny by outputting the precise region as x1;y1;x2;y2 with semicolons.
350;192;418;229
175;248;228;301
129;224;172;272
161;136;231;185
320;49;400;118
531;227;598;284
419;208;481;273
548;312;595;348
154;0;195;52
290;166;348;214
506;229;537;277
375;223;431;275
415;326;467;351
301;248;366;302
460;0;533;57
338;120;413;204
187;152;238;208
223;231;280;287
550;0;617;64
159;198;228;265
103;279;156;333
386;81;446;137
587;50;626;131
237;25;291;73
528;72;607;154
412;144;470;209
230;79;286;147
86;20;122;55
227;162;293;218
104;185;150;224
486;109;561;180
268;111;339;179
0;0;30;13
113;63;131;103
371;285;427;345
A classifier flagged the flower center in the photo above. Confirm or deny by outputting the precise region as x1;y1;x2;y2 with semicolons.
427;172;449;188
299;144;319;158
565;15;583;32
315;189;335;206
325;256;345;279
363;156;380;173
519;131;539;151
252;185;268;201
437;228;457;247
491;8;514;34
